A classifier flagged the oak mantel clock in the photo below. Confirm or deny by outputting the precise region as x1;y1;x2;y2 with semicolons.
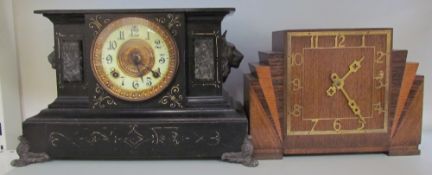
13;8;249;166
246;28;424;158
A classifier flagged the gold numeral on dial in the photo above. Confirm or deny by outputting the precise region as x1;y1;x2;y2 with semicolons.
374;70;386;89
361;35;366;47
373;102;385;114
310;35;319;48
335;34;345;48
333;119;342;132
310;119;319;132
290;53;304;66
291;78;303;91
290;104;302;117
375;51;387;64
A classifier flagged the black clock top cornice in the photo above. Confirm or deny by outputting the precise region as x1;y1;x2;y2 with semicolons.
34;8;235;15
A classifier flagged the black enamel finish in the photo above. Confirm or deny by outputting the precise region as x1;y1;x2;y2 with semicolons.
23;8;247;159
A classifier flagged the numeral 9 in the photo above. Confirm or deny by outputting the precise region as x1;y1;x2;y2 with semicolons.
105;55;113;64
291;78;302;91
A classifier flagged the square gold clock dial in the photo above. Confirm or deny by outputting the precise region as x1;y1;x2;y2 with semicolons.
285;29;392;135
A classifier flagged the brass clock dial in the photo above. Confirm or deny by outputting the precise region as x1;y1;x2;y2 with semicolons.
91;17;179;101
285;30;391;135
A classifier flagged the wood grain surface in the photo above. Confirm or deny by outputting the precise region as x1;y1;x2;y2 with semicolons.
247;28;423;158
389;76;423;155
391;62;419;137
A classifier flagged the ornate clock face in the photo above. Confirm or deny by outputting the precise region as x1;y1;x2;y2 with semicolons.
286;29;391;135
91;17;179;101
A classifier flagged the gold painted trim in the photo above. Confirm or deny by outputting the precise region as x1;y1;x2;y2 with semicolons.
159;84;184;109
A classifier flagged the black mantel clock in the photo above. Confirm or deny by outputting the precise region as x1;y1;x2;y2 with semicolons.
12;8;254;167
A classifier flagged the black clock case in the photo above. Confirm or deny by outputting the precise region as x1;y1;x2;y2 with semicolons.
22;8;247;159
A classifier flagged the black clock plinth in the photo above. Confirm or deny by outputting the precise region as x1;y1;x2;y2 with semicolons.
15;8;250;165
23;97;247;158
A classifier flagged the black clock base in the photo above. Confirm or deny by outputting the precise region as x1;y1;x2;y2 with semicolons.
22;108;247;159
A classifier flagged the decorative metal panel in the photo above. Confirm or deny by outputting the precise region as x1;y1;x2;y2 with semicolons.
61;41;83;82
194;38;215;81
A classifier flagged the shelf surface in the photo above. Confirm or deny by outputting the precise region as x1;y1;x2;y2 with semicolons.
1;131;430;175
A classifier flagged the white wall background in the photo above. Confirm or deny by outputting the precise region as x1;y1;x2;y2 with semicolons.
0;82;5;151
0;0;22;149
7;0;432;132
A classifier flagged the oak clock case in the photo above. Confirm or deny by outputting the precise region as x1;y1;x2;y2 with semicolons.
246;28;424;159
285;30;391;136
17;9;248;163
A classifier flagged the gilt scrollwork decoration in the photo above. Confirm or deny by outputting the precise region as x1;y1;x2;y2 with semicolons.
155;14;182;36
46;125;222;151
92;83;117;109
88;15;111;36
159;84;184;109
